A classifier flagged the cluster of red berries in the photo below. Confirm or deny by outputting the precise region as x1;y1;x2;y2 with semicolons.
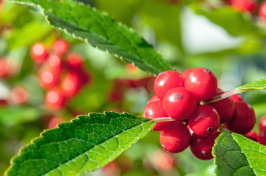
223;0;266;21
30;39;91;110
143;68;256;160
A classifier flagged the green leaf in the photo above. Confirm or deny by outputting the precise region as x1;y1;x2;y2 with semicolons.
5;0;172;75
236;78;266;91
5;112;155;176
213;132;266;176
0;106;41;126
191;4;258;36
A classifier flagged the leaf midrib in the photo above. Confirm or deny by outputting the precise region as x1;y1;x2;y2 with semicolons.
37;120;152;175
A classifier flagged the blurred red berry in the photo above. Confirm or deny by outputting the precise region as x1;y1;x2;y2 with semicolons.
230;0;257;13
47;54;63;69
0;59;9;78
259;1;266;21
45;88;66;110
258;126;266;145
10;86;28;105
66;53;83;68
61;71;81;98
53;39;70;55
48;117;64;129
153;150;175;172
39;67;61;89
102;161;120;176
259;115;266;130
30;43;49;62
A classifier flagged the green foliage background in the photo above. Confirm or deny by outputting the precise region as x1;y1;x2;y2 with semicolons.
1;0;266;175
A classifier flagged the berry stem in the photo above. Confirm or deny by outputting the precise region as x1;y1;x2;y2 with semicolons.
218;125;230;133
146;117;175;122
200;89;245;105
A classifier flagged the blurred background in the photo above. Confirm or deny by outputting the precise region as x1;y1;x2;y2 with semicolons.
1;0;266;175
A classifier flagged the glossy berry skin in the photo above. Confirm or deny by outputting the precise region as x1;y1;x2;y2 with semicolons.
181;68;193;79
160;121;191;153
258;126;266;145
45;88;66;110
143;101;169;131
66;53;83;68
259;1;266;21
154;70;184;100
0;59;9;78
53;39;70;55
184;68;217;102
188;105;220;136
245;130;257;141
147;95;160;105
230;0;257;13
230;93;244;102
226;102;256;135
259;115;266;130
30;43;49;62
39;67;61;89
61;71;81;98
209;89;235;124
190;132;220;160
163;87;197;120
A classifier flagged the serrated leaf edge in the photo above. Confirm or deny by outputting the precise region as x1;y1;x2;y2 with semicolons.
4;111;155;176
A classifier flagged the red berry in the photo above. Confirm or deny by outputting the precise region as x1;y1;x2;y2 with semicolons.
0;59;9;78
66;53;83;68
45;88;66;110
181;68;193;79
154;70;184;100
230;0;257;13
61;71;81;98
258;126;266;145
48;117;64;129
188;105;220;136
163;87;197;120
10;86;28;105
245;130;257;141
209;89;235;124
190;132;220;160
184;68;217;101
47;54;63;69
160;121;191;153
153;150;175;172
230;93;244;102
53;39;70;55
101;161;120;176
143;101;169;131
147;95;160;105
259;1;266;21
226;102;256;134
259;115;266;130
30;43;49;62
39;67;61;89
